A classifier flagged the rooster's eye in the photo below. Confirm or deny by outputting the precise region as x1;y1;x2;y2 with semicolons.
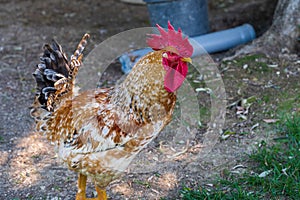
162;52;168;58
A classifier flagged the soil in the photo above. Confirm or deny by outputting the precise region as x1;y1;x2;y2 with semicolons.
0;0;299;199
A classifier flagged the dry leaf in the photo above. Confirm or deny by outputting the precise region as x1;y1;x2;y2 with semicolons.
263;119;279;123
258;169;272;178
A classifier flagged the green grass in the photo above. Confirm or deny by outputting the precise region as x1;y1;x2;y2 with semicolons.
233;54;270;73
180;113;300;200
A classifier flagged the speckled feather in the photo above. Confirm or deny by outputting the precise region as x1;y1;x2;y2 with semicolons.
31;35;177;188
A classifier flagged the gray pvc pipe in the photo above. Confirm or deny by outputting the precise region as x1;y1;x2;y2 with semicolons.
191;23;256;56
120;24;256;74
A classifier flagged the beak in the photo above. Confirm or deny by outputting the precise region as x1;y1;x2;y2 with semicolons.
181;57;192;64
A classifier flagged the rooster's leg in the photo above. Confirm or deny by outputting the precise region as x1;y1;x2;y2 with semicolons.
76;173;87;200
75;173;107;200
95;185;107;200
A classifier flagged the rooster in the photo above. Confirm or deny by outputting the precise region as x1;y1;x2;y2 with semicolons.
30;22;193;200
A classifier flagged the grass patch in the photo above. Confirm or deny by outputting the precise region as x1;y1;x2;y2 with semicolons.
277;97;300;115
180;113;300;200
220;54;270;74
233;54;270;73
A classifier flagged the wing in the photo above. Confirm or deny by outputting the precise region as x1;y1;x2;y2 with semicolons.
44;88;133;155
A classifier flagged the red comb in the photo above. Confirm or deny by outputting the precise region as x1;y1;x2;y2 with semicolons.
147;21;193;57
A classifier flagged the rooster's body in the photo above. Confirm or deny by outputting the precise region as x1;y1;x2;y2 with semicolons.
31;23;193;199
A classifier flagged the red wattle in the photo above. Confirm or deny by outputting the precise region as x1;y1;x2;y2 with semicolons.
163;56;188;93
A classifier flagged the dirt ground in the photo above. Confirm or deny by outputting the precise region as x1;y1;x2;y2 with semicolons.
0;0;299;199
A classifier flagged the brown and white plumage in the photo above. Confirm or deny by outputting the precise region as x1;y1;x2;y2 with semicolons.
31;22;193;200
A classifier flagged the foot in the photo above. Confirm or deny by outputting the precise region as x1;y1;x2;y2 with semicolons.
76;193;107;200
75;174;108;200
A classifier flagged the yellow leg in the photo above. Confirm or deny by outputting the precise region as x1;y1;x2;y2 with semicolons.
76;173;87;200
95;186;107;200
75;173;107;200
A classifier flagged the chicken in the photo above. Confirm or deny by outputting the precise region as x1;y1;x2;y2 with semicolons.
30;22;193;200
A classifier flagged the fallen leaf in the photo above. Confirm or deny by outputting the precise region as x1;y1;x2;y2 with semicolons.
232;164;247;170
263;119;279;123
250;123;259;131
267;64;278;68
195;87;212;94
221;130;236;140
258;169;272;178
282;168;288;176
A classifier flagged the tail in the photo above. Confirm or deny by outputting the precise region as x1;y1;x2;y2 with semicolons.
31;33;90;114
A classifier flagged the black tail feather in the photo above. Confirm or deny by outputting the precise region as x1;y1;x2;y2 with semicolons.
33;40;70;110
32;34;90;111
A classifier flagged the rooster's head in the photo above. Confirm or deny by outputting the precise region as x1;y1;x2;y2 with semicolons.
147;21;193;93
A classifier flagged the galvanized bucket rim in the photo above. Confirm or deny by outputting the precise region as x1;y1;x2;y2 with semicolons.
143;0;177;3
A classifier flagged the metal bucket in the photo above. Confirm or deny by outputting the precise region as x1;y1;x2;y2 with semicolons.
143;0;209;36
